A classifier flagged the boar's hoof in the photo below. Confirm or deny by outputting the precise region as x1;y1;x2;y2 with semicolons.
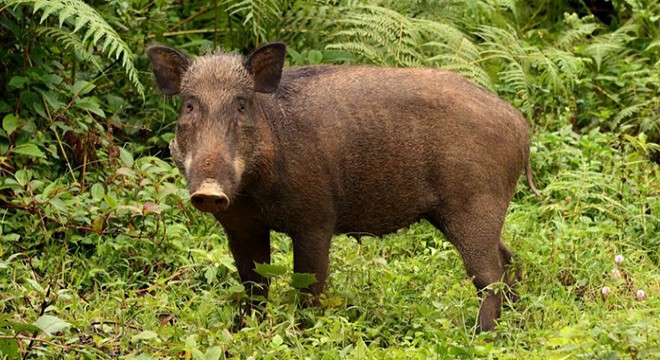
190;190;229;213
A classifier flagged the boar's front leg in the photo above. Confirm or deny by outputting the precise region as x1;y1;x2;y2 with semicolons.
291;229;333;298
225;226;271;304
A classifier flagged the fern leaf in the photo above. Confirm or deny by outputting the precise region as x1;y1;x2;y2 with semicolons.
57;3;76;27
557;14;600;50
328;3;487;78
36;27;102;71
224;0;282;45
4;0;145;98
613;103;646;125
36;0;61;23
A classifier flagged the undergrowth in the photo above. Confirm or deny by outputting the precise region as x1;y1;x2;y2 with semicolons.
0;0;658;358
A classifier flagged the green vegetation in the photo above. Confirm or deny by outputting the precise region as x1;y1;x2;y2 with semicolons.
0;0;658;358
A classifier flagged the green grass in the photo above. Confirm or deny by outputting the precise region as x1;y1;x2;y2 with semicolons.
1;126;658;359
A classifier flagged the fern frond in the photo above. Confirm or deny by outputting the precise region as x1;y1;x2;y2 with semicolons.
4;0;145;98
36;27;102;71
613;102;646;125
477;24;589;114
328;3;488;83
328;5;425;67
224;0;282;45
584;24;638;70
557;14;601;50
645;40;660;52
485;0;518;18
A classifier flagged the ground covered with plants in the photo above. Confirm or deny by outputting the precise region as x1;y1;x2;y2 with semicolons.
1;0;658;358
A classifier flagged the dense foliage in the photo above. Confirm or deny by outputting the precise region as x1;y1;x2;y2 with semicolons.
0;0;658;358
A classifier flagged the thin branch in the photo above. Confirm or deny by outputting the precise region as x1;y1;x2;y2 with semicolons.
0;335;71;351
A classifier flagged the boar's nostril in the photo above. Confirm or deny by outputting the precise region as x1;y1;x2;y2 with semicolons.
190;191;229;213
213;197;228;208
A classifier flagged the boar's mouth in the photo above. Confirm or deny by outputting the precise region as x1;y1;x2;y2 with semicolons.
189;180;230;213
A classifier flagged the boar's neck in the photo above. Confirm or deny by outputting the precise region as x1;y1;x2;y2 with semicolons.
240;92;288;194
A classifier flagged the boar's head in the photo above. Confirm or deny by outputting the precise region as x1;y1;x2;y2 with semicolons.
147;43;286;213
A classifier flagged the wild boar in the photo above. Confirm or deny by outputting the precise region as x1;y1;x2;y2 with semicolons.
147;42;540;332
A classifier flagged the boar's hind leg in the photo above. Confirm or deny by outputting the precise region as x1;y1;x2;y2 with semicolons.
427;202;510;333
291;230;333;298
225;227;271;304
498;240;519;303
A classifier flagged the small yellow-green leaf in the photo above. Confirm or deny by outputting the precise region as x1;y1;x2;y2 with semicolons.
271;334;283;347
34;315;71;336
131;330;159;342
119;147;134;167
204;346;223;360
104;194;118;208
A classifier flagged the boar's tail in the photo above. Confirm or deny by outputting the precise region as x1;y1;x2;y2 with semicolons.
526;157;541;199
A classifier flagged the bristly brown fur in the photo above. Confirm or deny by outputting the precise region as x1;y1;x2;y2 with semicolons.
149;42;540;333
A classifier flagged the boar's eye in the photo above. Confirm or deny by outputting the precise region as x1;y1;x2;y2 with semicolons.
185;101;194;113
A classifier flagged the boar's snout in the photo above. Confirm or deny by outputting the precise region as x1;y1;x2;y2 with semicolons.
190;181;229;213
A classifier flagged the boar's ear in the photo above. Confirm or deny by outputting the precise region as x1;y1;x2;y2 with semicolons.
147;45;190;95
244;42;286;93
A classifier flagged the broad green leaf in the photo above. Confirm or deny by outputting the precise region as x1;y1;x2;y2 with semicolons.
2;234;20;242
0;101;10;113
0;337;19;358
39;90;63;112
115;167;136;178
307;50;323;64
74;97;105;117
12;144;45;158
254;263;287;278
217;254;236;271
72;80;95;96
48;198;67;213
271;334;283;347
119;147;134;167
92;215;104;234
7;76;29;89
0;321;41;333
34;315;71;336
40;74;63;87
2;114;19;136
26;279;45;293
184;334;197;348
291;273;317;289
90;183;105;200
204;267;218;284
447;345;469;356
204;346;223;360
104;194;117;208
227;283;245;294
14;169;31;186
